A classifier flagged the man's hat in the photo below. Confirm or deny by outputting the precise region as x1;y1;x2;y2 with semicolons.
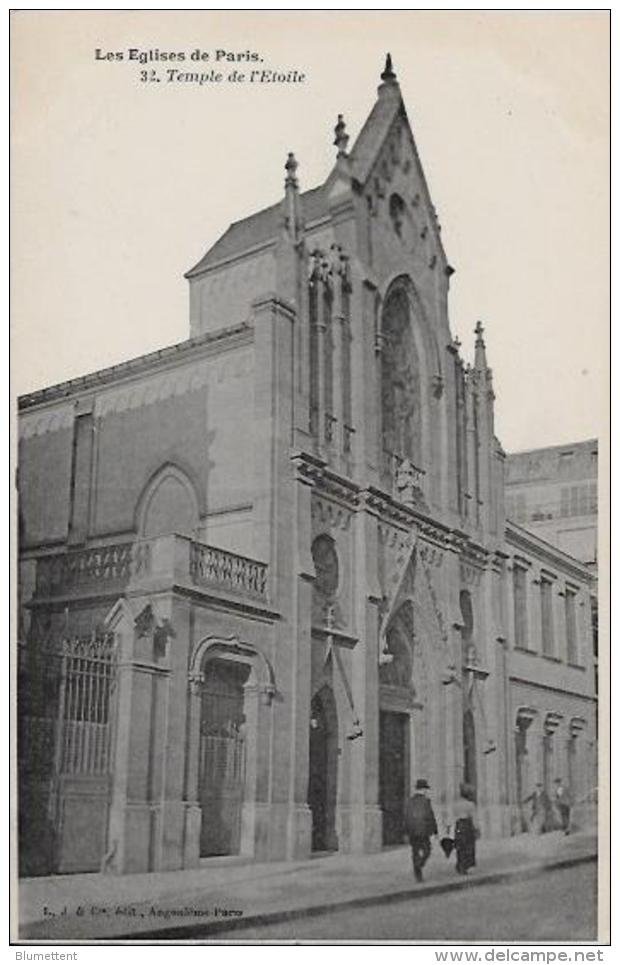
415;778;430;790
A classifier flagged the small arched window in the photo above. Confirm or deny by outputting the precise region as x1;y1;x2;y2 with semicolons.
389;193;406;237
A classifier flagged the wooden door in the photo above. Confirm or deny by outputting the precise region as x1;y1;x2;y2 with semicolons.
379;711;408;845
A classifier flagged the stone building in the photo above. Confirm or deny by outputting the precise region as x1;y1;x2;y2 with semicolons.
505;439;598;567
17;57;597;877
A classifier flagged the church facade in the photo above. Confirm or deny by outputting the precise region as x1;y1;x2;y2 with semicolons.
17;58;597;877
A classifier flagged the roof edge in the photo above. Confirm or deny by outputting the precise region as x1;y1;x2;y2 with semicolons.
19;322;253;411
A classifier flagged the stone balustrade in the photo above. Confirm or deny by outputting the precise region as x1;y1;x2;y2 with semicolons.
35;541;141;597
189;540;268;600
34;536;268;604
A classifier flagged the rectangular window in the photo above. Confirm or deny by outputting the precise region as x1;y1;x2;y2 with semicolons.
513;565;527;649
565;589;578;664
540;578;554;656
588;482;597;514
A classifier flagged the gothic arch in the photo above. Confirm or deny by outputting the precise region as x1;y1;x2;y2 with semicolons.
189;635;276;701
135;462;201;539
380;600;414;689
378;275;442;475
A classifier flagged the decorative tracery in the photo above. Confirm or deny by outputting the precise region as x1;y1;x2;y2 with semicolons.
380;287;422;470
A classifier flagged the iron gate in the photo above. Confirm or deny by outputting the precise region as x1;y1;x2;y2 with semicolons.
198;658;249;857
18;631;117;876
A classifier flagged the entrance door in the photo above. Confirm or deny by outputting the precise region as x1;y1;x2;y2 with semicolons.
199;658;250;857
379;711;409;845
308;688;338;852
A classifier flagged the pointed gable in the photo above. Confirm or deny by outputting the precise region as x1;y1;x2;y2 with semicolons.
348;59;448;271
349;87;404;186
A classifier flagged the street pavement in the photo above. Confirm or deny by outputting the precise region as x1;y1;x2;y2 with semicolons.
17;829;597;942
234;862;597;942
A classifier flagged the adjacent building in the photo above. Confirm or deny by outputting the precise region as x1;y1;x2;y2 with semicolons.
505;440;598;567
17;57;597;878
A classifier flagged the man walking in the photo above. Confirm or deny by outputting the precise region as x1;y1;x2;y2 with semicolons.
403;778;438;882
554;777;572;834
523;782;549;834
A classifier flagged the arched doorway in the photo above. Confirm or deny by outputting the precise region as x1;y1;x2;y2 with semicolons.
198;657;250;857
308;686;338;852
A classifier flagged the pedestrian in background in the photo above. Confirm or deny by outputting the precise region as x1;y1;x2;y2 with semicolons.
523;782;549;834
453;783;478;875
553;777;572;834
404;778;438;882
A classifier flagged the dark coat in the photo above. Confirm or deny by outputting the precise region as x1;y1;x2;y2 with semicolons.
404;793;438;839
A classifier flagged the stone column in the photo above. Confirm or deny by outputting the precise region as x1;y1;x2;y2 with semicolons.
478;561;507;836
182;671;203;869
315;274;328;454
350;274;380;480
240;679;273;859
528;564;541;654
105;598;172;874
555;581;568;663
348;503;383;852
330;267;345;465
464;378;478;527
157;594;193;871
282;460;315;859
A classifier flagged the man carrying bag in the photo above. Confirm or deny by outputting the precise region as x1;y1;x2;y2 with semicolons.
403;778;438;882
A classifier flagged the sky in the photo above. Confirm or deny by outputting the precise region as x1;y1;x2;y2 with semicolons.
11;10;609;452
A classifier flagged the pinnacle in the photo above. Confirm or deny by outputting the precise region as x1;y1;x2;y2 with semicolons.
381;52;397;82
284;152;298;189
334;114;349;157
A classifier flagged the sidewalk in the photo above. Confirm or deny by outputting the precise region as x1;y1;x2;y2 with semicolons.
17;829;597;941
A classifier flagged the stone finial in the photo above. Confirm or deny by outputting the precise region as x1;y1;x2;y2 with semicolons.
381;52;397;82
284;151;298;190
334;114;349;157
474;320;490;375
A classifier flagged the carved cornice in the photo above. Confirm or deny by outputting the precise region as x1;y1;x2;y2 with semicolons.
449;530;490;568
361;486;451;547
311;496;353;531
292;451;360;508
506;522;594;586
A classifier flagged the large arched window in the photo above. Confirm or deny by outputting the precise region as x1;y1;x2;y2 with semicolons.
381;286;422;467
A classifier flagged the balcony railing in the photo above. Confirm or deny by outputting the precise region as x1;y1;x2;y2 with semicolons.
35;542;144;597
189;541;268;601
34;537;269;605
